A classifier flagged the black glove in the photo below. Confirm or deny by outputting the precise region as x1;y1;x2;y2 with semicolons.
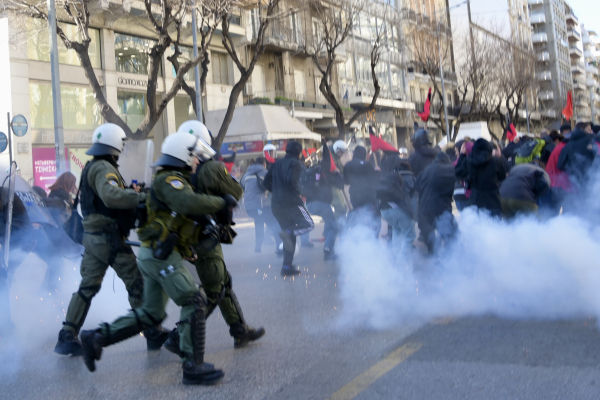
223;194;237;209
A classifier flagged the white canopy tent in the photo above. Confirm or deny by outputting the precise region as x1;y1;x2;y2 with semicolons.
204;105;322;143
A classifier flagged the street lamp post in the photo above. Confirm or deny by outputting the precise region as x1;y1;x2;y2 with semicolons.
434;3;451;143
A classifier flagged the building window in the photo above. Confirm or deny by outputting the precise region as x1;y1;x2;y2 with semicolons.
29;82;101;130
27;19;101;68
115;33;160;76
168;45;195;81
290;12;303;44
174;96;196;128
340;58;354;80
212;52;229;85
410;86;416;102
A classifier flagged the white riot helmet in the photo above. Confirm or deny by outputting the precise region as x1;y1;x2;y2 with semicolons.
177;120;212;146
86;123;127;156
399;147;408;159
263;143;276;158
153;132;208;168
332;140;348;154
177;120;216;161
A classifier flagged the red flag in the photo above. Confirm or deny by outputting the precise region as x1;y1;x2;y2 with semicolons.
321;140;337;173
369;127;398;152
562;91;573;121
506;113;517;142
417;88;431;122
264;151;276;164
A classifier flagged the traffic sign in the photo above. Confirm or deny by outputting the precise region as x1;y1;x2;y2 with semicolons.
0;132;6;152
11;114;28;137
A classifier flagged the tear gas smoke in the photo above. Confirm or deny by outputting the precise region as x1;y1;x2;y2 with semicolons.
336;162;600;330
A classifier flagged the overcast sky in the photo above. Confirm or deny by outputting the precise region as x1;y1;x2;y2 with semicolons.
567;0;599;32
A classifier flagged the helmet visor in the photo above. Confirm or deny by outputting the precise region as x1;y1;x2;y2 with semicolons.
193;138;216;161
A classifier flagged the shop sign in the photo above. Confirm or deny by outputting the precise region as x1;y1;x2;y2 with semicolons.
31;147;72;191
117;76;157;88
356;109;395;125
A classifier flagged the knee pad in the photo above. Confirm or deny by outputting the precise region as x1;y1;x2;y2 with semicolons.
126;278;144;301
77;284;101;304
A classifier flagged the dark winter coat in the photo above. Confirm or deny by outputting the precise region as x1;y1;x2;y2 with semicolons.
540;136;557;165
376;172;413;218
557;128;597;183
502;141;520;161
264;141;304;207
455;138;506;216
305;167;344;205
415;152;456;217
500;164;551;203
343;146;380;209
241;163;268;211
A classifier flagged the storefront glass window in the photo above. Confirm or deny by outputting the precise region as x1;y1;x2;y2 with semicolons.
115;33;161;76
27;19;101;68
168;45;195;81
117;90;165;139
29;82;101;130
174;97;196;128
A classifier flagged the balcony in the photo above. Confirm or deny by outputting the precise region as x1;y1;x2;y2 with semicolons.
566;11;579;25
532;32;548;43
587;64;599;75
537;51;550;62
568;29;581;41
537;71;552;80
574;96;589;107
569;46;583;58
571;63;585;75
528;0;544;5
573;79;586;90
587;78;599;88
538;90;554;100
530;13;546;24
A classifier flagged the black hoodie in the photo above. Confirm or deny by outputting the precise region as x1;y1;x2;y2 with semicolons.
455;138;506;215
264;141;304;207
409;132;438;177
415;152;456;216
556;128;596;184
343;146;380;208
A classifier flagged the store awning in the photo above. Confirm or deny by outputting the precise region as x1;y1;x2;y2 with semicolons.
205;105;322;143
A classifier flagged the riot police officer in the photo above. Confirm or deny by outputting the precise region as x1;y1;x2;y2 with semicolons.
80;131;231;385
54;123;167;356
163;120;265;353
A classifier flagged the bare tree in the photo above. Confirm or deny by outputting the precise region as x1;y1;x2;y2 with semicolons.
406;14;455;139
213;0;283;150
5;0;236;139
306;0;383;140
492;38;537;141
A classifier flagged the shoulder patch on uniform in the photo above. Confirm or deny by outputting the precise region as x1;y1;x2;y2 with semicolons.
105;173;119;181
108;180;119;187
166;176;185;190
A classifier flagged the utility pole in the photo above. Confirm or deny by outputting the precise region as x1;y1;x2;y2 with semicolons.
191;0;203;123
47;0;65;175
467;0;477;92
434;3;450;143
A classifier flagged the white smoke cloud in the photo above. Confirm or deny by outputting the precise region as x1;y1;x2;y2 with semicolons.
336;164;600;330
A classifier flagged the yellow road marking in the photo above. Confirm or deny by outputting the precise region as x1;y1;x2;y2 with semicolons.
326;343;422;400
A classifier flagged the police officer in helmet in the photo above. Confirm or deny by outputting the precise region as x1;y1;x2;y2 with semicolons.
80;131;232;385
54;123;168;356
162;120;265;354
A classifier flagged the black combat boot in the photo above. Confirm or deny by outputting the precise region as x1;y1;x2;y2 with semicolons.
230;322;266;349
280;265;301;276
162;328;181;356
54;329;83;356
80;330;104;372
182;360;224;385
143;325;170;351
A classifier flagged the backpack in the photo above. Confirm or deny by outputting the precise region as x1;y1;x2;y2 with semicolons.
300;166;322;197
515;139;545;165
254;173;267;192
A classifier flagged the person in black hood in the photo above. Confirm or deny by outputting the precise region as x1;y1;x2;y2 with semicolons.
376;157;416;259
264;141;314;276
409;129;438;177
540;130;564;165
557;122;596;187
455;138;506;217
415;152;458;254
343;145;381;236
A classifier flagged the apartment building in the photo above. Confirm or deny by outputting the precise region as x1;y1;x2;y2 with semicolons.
529;0;573;118
0;3;247;184
564;2;590;121
581;25;600;124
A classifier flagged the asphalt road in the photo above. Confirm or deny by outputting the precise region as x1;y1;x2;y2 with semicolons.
1;219;599;399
